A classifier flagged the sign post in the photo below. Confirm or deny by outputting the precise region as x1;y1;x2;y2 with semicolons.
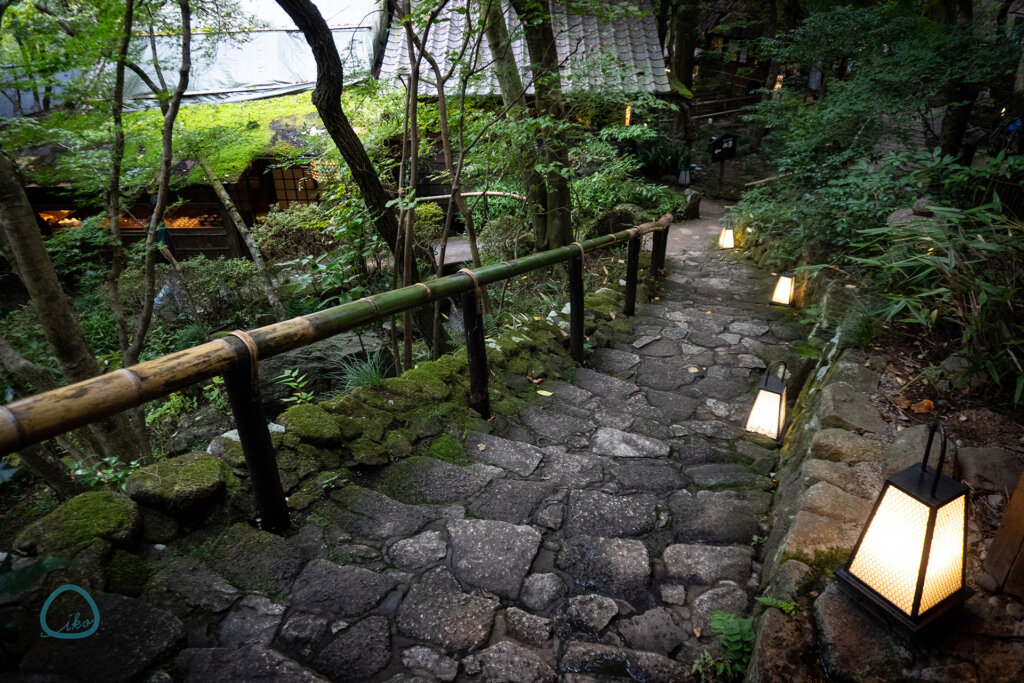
709;134;737;191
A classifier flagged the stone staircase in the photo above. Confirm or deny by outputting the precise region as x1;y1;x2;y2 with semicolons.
166;236;803;681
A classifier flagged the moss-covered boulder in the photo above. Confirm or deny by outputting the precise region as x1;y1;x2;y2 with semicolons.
205;522;305;595
276;443;341;480
277;403;342;446
126;452;228;521
15;491;141;556
105;549;152;597
350;436;389;466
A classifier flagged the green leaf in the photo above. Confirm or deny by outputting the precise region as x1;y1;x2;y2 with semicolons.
0;556;68;596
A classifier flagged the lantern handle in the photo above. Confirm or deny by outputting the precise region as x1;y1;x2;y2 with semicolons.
766;360;787;380
921;422;947;497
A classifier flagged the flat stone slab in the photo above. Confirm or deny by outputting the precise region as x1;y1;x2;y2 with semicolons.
810;428;886;464
565;489;657;538
219;595;285;649
549;381;594;406
729;321;770;337
312;615;392;680
506;607;552;646
591;427;670;458
469;479;552;524
636;357;698;391
645;389;699;421
402;646;458;682
669;490;759;545
520;406;595;442
799;481;874;526
289;559;399;619
174;646;327;682
329;485;435;540
783;509;861;556
466;431;544;476
684;463;769;490
558;535;651;603
663;543;753;585
374;456;495;505
534;448;605;487
146;557;240;613
593;348;640;377
635;338;680;357
22;593;184;683
615;607;687;656
818;382;888;436
574;368;640;401
396;568;499;654
447;519;541;599
389;530;448;570
560;642;688;683
610;460;682;493
476;641;557;683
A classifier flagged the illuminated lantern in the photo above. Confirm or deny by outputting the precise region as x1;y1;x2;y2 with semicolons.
836;423;971;632
744;361;786;440
718;227;735;249
771;272;795;306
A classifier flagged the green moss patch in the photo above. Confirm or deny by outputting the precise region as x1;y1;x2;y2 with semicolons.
14;491;141;556
277;404;342;446
126;452;228;520
105;549;152;597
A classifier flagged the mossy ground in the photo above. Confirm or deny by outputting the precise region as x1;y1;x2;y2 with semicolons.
14;490;140;556
782;547;851;594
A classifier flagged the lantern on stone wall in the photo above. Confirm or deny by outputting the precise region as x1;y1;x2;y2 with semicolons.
718;226;735;249
771;272;795;306
744;361;786;440
836;422;971;632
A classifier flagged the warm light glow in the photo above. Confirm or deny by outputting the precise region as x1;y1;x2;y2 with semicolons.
744;386;785;439
848;486;930;615
624;104;632;126
919;494;966;613
771;273;794;305
774;74;784;90
718;227;734;249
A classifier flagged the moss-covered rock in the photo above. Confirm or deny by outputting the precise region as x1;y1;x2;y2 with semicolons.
350;436;389;466
204;522;305;596
584;287;623;319
140;507;180;544
213;437;247;469
277;443;341;481
287;469;350;511
105;549;152;597
126;452;228;521
277;403;342;446
15;491;141;556
336;410;393;442
429;434;467;464
383;428;415;460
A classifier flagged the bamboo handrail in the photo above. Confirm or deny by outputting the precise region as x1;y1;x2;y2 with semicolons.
0;214;673;457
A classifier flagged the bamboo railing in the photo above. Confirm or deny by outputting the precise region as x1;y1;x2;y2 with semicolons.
0;214;674;531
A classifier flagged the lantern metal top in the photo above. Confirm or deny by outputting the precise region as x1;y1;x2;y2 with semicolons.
758;360;787;395
889;424;968;506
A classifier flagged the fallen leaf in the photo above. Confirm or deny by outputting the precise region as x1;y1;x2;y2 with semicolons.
890;396;912;407
530;377;543;384
536;390;553;397
959;415;968;421
693;627;702;638
887;364;903;375
911;399;934;414
895;376;905;385
477;443;487;451
609;312;616;320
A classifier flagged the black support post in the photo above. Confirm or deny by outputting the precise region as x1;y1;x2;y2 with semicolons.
624;233;641;316
652;225;670;275
569;253;584;363
222;337;290;533
461;289;491;419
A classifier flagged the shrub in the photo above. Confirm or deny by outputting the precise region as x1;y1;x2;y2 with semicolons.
252;202;335;262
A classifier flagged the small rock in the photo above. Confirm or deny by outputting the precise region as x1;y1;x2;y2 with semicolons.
506;607;552;646
448;519;542;599
520;573;567;612
465;431;544;476
558;536;651;602
274;610;329;661
396;568;499;653
289;559;398;619
476;641;556;683
817;382;888;436
810;429;885;464
402;646;458;682
560;642;687;683
174;645;326;682
660;585;687;605
312;615;391;680
567;594;619;632
663;544;753;585
690;584;749;631
565;489;657;538
535;502;565;530
591;427;670;458
615;607;686;655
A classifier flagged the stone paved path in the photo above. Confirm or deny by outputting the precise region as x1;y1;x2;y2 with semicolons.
21;200;800;683
163;201;800;682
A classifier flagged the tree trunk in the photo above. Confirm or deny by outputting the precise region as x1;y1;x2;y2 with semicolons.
508;0;572;249
128;0;191;367
750;0;778;152
669;0;700;92
480;0;547;245
197;155;287;320
0;153;141;463
936;0;976;159
276;0;437;347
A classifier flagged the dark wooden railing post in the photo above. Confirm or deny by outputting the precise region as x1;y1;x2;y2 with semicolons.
461;289;491;419
624;231;641;316
569;251;584;363
222;335;290;533
652;225;670;276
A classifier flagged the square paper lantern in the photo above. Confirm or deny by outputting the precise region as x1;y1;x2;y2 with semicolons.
836;423;971;632
718;227;735;249
744;361;786;440
771;272;795;306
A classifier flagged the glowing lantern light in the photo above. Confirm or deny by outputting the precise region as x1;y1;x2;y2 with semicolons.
624;103;631;126
836;423;971;632
718;227;735;249
771;271;795;306
744;361;786;440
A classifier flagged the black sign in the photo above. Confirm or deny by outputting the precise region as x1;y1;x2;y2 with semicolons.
709;134;737;162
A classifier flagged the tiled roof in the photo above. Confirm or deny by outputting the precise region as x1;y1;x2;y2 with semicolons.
378;1;670;96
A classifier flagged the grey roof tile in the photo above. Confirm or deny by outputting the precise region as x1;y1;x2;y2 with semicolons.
380;0;670;96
